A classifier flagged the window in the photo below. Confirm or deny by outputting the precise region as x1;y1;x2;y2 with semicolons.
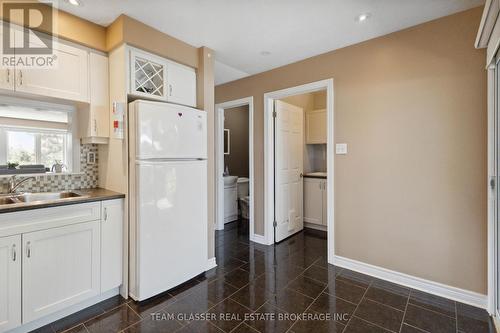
0;98;75;174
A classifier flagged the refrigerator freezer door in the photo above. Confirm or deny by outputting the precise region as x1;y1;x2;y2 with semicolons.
133;101;207;159
135;160;208;300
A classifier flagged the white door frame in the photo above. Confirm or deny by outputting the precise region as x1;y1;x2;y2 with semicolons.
214;97;255;238
264;79;335;264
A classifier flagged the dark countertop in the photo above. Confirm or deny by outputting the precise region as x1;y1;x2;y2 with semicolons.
304;172;327;179
0;188;125;214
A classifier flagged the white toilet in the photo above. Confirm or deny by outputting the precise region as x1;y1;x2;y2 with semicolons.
237;177;250;219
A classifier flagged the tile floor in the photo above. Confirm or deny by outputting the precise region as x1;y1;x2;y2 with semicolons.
31;219;494;333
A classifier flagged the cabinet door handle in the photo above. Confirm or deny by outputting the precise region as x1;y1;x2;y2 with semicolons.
26;241;31;258
104;207;108;221
6;68;10;83
93;119;97;134
18;70;23;86
11;244;16;261
169;84;172;96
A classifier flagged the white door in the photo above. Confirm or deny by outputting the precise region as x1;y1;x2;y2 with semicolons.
16;37;89;102
135;160;207;300
22;221;100;323
101;199;123;293
132;101;207;159
274;100;304;242
166;61;197;107
0;27;15;92
0;235;21;333
304;178;323;225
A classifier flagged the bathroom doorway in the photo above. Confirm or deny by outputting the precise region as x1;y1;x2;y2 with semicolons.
215;97;255;241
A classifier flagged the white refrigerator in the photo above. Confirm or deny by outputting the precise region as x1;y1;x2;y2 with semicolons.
128;100;208;301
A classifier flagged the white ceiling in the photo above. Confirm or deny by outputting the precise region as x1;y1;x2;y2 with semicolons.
58;0;484;85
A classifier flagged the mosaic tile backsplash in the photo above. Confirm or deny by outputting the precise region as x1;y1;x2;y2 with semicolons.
0;144;99;194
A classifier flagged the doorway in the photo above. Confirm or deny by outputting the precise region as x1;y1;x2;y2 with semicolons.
264;79;335;263
215;97;255;241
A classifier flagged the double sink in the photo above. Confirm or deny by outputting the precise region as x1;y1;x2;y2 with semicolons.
0;191;87;205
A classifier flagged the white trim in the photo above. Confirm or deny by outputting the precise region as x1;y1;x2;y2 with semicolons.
263;79;335;258
334;255;488;309
207;257;217;270
250;233;267;245
9;288;120;333
214;97;255;242
488;62;497;315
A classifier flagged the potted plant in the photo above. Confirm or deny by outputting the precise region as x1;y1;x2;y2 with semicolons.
7;162;19;169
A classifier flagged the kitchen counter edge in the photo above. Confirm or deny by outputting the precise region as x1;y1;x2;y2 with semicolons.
0;188;125;214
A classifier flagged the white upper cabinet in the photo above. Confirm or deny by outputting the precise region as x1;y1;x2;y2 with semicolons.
22;221;100;323
16;42;89;103
0;235;21;333
80;52;109;142
166;60;197;107
306;109;327;144
129;47;197;107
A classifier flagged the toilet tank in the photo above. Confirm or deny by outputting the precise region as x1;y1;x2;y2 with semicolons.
237;177;249;199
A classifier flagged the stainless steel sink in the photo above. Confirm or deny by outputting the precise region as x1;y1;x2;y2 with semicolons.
15;191;84;203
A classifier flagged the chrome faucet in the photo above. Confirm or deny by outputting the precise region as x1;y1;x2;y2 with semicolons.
8;175;36;194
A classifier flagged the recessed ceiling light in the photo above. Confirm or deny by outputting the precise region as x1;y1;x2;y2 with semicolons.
260;51;271;56
356;13;371;22
67;0;82;6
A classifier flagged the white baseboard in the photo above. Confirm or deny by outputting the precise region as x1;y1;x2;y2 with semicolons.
334;255;487;309
207;257;217;270
250;233;270;245
304;222;327;232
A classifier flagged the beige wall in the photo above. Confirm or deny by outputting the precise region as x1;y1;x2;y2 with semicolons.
224;105;249;177
215;7;487;293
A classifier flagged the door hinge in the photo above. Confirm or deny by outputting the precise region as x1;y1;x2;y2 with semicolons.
273;110;277;118
490;176;496;191
273;220;277;227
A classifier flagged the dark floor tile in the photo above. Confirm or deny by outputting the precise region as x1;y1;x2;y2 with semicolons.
270;263;305;283
232;323;260;333
282;252;319;269
245;302;294;333
324;279;366;305
409;290;456;317
128;292;177;318
312;256;329;269
122;317;183;333
289;310;346;333
84;305;141;333
364;279;410;310
160;292;214;325
169;278;209;300
268;288;314;314
208;298;252;332
251;273;290;294
308;293;356;324
343;316;391;333
203;279;239;305
218;257;247;273
51;304;105;332
354;298;404;332
400;323;428;333
335;269;373;289
456;302;494;333
404;304;456;333
224;268;259;288
230;283;275;311
303;265;336;284
287;274;326;299
97;295;129;312
60;324;87;333
176;320;224;333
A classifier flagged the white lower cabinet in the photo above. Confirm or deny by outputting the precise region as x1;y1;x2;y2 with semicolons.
304;178;327;226
100;199;123;292
0;198;124;332
22;220;100;323
0;235;21;333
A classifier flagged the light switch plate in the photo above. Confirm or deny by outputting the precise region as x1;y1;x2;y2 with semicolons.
335;143;348;155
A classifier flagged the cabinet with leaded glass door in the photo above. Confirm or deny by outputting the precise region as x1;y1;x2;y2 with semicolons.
129;48;169;101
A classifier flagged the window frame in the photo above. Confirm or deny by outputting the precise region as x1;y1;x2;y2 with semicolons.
0;127;71;169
